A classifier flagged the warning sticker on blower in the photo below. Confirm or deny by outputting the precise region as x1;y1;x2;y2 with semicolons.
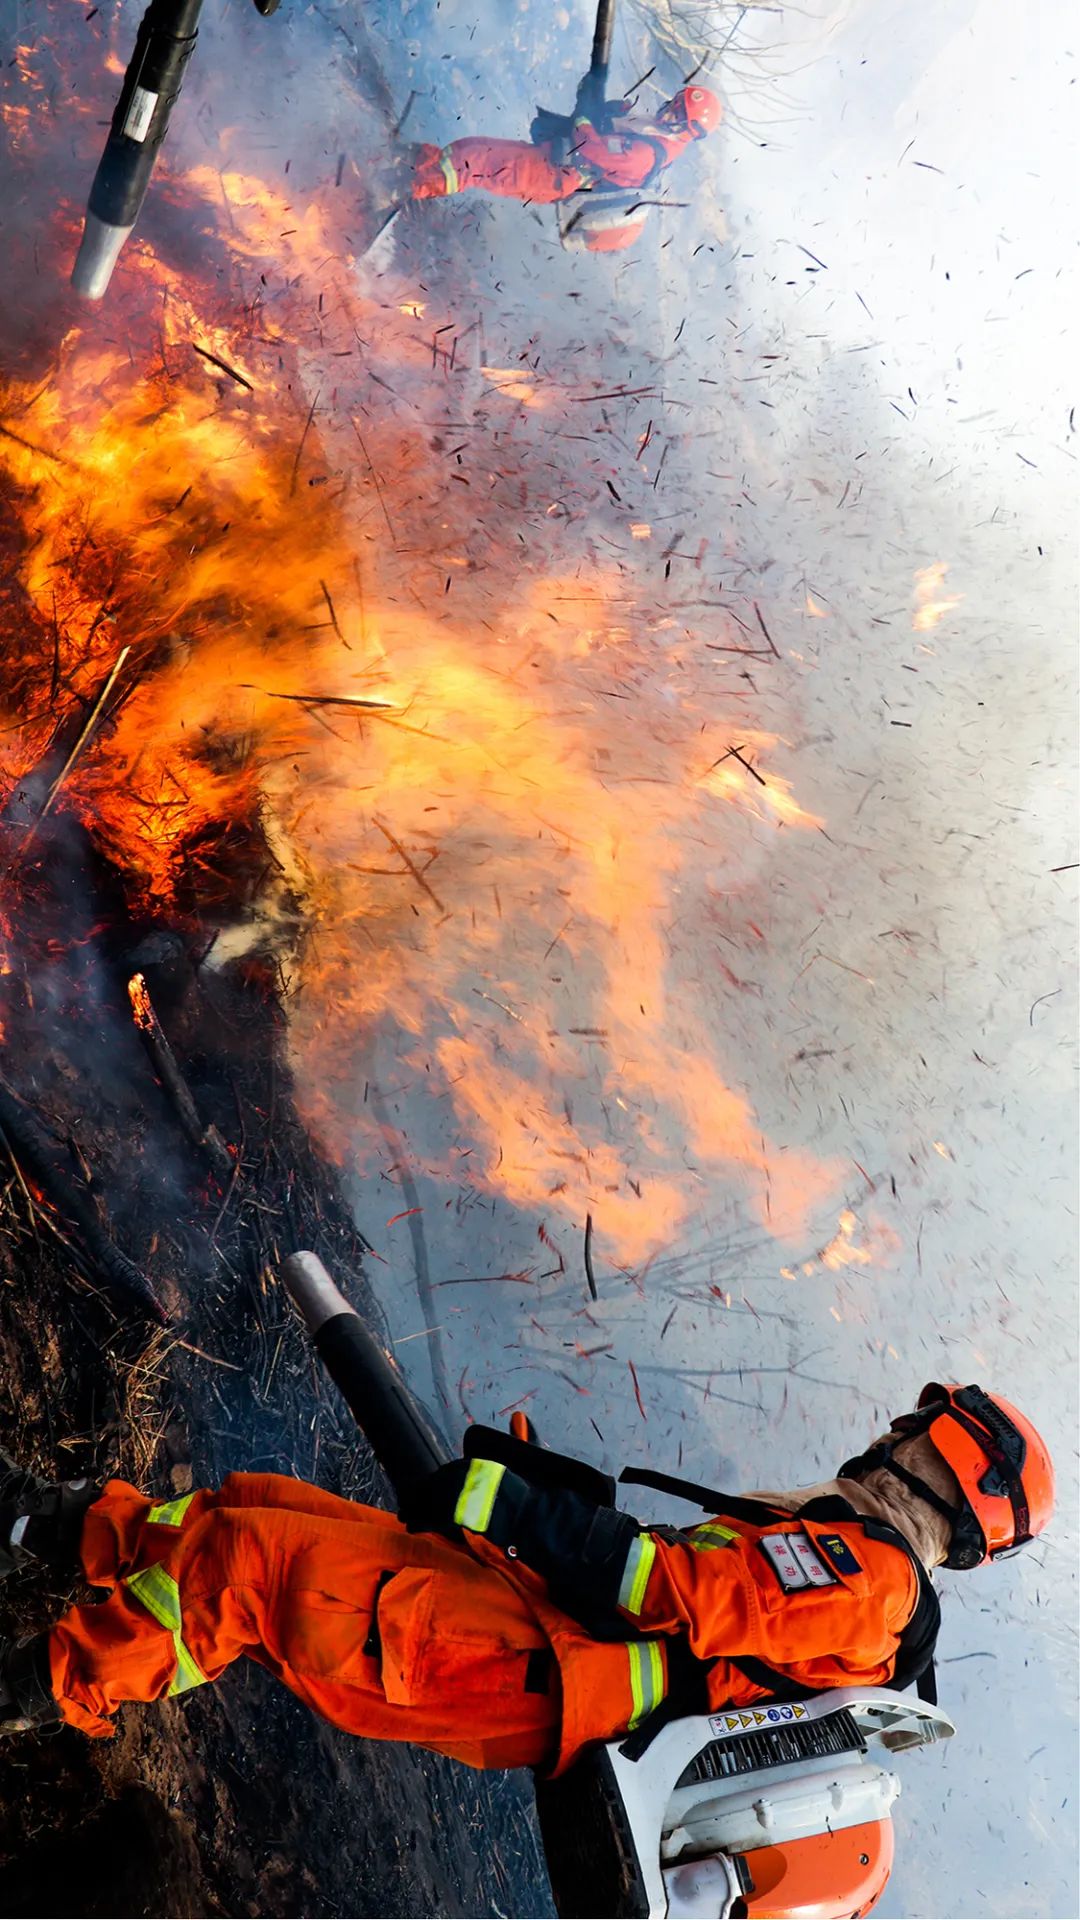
123;86;159;143
708;1704;809;1738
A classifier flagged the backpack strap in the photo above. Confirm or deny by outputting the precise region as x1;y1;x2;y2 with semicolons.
618;1465;791;1528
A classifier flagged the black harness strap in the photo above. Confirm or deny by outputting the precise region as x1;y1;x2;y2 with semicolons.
618;1465;790;1528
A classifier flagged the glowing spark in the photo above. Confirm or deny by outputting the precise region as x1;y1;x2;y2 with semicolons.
819;1208;872;1270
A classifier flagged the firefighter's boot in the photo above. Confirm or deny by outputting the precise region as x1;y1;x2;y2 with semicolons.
0;1451;99;1581
0;1634;61;1734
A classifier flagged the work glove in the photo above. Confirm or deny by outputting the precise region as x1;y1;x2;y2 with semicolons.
402;1457;650;1637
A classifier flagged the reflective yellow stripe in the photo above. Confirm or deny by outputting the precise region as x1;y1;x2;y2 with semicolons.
126;1564;181;1632
626;1640;665;1730
690;1521;740;1551
618;1533;657;1614
168;1640;207;1698
148;1493;197;1528
438;152;460;195
453;1460;506;1534
125;1564;209;1698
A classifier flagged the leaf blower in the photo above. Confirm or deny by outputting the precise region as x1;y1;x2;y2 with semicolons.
280;1250;955;1919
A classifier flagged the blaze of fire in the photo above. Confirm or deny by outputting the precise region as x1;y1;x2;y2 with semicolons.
480;367;547;407
700;747;824;831
820;1209;871;1269
912;561;963;631
127;973;155;1033
0;87;842;1270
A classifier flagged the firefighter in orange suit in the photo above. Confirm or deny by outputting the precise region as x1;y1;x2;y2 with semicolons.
408;86;722;252
0;1385;1054;1769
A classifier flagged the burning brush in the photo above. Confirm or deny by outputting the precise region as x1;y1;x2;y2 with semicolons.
127;972;232;1177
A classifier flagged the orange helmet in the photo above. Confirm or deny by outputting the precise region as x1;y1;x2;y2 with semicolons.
839;1383;1054;1570
658;84;722;139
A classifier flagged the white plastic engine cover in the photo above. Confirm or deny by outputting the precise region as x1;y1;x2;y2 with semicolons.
661;1852;746;1919
661;1758;901;1863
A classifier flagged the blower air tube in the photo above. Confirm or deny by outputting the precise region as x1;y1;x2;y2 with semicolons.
279;1252;450;1504
71;0;204;299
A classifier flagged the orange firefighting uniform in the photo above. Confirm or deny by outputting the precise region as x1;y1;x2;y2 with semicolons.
411;116;695;208
49;1471;926;1774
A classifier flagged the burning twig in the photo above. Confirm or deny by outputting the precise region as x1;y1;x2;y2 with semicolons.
289;387;322;497
713;744;768;787
391;89;418;139
319;579;343;642
243;687;397;712
431;1270;535;1287
0;1077;168;1324
35;646;131;830
191;343;255;393
350;420;397;545
127;974;233;1175
0;420;76;468
752;603;781;659
373;818;446;913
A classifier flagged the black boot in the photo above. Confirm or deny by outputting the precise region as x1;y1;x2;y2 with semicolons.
0;1450;100;1581
0;1633;62;1734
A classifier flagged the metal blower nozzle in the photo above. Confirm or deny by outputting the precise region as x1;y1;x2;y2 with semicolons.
71;0;204;303
280;1251;358;1337
71;213;135;301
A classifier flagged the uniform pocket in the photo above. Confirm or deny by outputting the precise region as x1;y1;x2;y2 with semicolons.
375;1567;437;1705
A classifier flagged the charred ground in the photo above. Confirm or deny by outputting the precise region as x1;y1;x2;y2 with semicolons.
0;807;549;1917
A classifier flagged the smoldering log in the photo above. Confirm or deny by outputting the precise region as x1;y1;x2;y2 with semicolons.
0;1078;168;1324
127;972;232;1174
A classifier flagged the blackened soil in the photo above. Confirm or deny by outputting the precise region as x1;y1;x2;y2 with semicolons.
0;837;550;1917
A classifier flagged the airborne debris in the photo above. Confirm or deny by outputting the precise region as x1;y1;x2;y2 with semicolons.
191;342;254;392
583;1213;598;1300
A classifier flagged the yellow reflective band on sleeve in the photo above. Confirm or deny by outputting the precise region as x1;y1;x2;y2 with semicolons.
690;1521;740;1551
126;1564;181;1632
125;1564;209;1698
438;152;460;195
168;1639;208;1698
148;1493;197;1528
617;1533;657;1614
626;1639;666;1730
453;1460;506;1534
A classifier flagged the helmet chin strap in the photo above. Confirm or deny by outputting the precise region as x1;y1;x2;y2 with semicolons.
875;1453;962;1528
837;1421;963;1532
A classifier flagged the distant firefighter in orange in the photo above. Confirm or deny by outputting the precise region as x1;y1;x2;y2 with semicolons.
408;85;723;253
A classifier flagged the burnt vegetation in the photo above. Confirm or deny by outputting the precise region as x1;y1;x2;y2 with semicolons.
0;11;549;1917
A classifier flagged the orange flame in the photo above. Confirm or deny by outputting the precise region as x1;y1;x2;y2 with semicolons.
0;65;842;1270
127;973;155;1033
912;562;963;631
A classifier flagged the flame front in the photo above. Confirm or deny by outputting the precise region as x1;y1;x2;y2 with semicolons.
0;24;842;1272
